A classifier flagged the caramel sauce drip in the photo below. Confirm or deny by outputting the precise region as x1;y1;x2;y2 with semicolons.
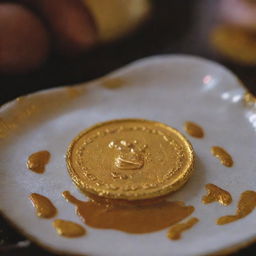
184;121;204;138
0;118;10;139
217;191;256;225
244;92;256;107
66;87;81;98
101;77;125;89
167;217;199;240
29;193;57;218
27;151;50;174
211;146;233;167
202;184;232;206
52;219;86;238
62;191;194;234
84;191;170;207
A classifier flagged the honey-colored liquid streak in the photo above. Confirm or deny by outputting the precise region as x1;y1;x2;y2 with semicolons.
52;219;86;238
211;146;233;167
202;184;232;206
62;191;195;234
66;86;81;98
167;217;199;240
29;193;57;218
101;77;125;89
0;118;11;139
184;121;204;138
217;191;256;225
27;150;51;173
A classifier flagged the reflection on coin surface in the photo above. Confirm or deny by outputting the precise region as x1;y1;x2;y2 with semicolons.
66;119;194;200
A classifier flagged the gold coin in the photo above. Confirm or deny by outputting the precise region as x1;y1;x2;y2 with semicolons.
66;119;194;200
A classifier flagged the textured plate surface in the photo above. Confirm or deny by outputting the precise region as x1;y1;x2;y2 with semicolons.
0;55;256;256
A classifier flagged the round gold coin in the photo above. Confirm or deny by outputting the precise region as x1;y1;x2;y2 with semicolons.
66;119;195;200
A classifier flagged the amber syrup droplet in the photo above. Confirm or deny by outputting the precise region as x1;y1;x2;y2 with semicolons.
29;193;57;218
52;219;85;238
184;121;204;138
27;151;50;173
217;191;256;225
202;184;232;206
211;146;233;167
167;217;199;240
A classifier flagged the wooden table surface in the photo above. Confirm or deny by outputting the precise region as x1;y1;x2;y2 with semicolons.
1;0;256;255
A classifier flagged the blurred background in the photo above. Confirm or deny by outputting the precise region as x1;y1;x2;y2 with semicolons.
0;0;256;255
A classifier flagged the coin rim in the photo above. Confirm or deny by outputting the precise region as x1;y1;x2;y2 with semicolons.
66;119;195;200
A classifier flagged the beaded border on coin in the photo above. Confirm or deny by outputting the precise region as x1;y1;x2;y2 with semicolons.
66;119;195;200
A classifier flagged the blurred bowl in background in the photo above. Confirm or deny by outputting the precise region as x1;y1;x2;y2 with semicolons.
0;3;50;74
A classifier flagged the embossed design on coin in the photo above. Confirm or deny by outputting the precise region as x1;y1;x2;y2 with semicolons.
66;119;194;200
109;140;147;170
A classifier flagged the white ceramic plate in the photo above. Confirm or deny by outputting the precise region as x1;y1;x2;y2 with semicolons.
0;55;256;256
